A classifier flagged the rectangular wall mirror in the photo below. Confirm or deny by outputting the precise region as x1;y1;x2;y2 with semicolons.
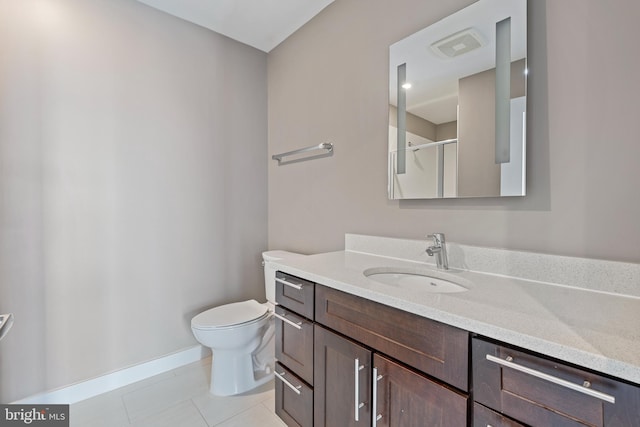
388;0;527;199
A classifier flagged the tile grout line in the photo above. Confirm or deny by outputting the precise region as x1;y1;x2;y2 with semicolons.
120;393;133;426
212;405;257;427
190;397;211;427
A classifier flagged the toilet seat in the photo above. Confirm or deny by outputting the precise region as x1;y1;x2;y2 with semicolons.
191;299;269;330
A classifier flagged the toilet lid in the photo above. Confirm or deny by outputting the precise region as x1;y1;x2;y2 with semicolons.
191;299;268;329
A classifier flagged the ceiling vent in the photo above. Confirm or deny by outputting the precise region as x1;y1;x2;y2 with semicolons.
430;28;485;59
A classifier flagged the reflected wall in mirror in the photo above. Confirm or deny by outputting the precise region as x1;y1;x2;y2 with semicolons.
388;0;527;199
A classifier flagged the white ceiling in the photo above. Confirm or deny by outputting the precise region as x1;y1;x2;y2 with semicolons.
135;0;334;52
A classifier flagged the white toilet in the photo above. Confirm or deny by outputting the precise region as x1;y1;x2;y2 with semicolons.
191;250;302;396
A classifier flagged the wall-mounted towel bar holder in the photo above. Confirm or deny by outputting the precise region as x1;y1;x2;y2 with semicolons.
272;142;333;165
0;313;14;341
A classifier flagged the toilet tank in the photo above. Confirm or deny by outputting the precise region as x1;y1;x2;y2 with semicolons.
262;250;304;303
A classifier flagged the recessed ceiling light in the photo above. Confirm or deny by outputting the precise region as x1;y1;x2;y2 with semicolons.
402;83;412;89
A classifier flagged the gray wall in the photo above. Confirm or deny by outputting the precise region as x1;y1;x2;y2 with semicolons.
436;122;457;142
268;0;640;263
0;0;267;402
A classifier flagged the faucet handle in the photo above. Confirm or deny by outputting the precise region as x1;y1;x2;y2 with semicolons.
426;233;449;270
427;233;445;243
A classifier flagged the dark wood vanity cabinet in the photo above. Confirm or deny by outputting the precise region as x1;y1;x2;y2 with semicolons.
472;338;640;427
275;272;315;427
313;324;468;427
315;284;469;392
314;285;470;426
275;277;471;427
274;273;640;427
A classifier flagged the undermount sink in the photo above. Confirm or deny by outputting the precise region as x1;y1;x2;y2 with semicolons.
363;267;471;293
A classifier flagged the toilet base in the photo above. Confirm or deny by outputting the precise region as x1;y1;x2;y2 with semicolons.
209;351;273;396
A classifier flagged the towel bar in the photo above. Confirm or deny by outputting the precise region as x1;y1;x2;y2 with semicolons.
272;142;333;165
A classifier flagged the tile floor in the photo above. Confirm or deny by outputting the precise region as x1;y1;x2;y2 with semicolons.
70;357;286;427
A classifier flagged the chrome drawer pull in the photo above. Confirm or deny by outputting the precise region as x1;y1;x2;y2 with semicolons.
354;359;365;421
372;367;383;427
486;354;616;404
275;277;303;290
273;312;303;330
275;371;302;395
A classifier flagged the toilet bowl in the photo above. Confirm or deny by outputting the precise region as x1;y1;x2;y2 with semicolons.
191;250;303;396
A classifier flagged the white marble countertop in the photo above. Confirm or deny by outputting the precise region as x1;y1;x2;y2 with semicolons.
271;249;640;385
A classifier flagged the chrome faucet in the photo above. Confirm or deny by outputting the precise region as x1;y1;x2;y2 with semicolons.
426;233;448;270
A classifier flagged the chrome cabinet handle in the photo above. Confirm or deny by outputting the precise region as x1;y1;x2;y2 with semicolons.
273;311;303;330
275;277;303;290
486;354;616;404
372;367;383;427
354;358;365;421
275;371;302;395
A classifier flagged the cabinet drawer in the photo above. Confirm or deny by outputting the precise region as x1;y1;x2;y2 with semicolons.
473;338;640;427
473;403;525;427
275;362;313;427
276;272;315;320
374;354;468;427
275;306;314;385
315;285;469;391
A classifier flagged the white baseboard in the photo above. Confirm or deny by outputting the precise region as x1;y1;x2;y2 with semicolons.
12;345;210;405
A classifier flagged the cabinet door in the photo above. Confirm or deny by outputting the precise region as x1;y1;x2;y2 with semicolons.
373;354;468;427
314;325;371;427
